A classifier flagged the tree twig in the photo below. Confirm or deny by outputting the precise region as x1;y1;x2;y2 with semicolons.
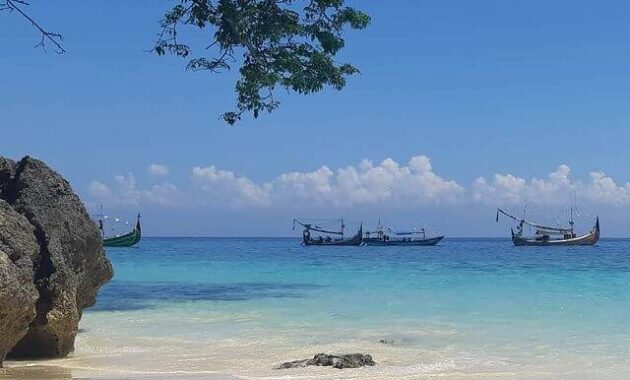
1;0;65;53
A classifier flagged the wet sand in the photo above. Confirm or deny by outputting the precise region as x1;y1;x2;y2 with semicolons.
0;363;239;380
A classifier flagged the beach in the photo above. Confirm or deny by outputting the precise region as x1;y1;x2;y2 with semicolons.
6;1;630;377
3;237;630;379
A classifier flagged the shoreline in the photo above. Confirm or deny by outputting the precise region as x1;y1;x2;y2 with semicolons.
3;361;623;380
1;361;240;380
4;344;629;380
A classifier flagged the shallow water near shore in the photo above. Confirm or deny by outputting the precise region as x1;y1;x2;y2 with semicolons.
3;237;630;379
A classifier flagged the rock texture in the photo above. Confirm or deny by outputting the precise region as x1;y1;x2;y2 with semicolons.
0;201;39;366
0;157;16;200
0;156;113;365
278;353;376;369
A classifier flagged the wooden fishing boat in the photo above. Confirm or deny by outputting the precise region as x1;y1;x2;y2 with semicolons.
363;224;443;246
99;212;142;248
364;235;444;246
293;219;363;246
497;208;599;246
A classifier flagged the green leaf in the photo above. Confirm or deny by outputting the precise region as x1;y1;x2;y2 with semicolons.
154;0;371;125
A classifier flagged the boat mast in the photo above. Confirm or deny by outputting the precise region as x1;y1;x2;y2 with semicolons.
98;204;104;237
569;189;577;234
136;212;141;233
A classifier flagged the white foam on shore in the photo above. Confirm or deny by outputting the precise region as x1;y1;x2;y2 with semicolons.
4;304;630;380
5;324;629;380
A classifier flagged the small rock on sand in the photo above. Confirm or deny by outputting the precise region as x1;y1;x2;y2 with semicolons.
278;353;375;369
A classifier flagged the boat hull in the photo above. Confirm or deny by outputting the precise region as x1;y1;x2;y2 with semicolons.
303;226;363;246
103;229;141;247
511;218;599;246
364;236;444;246
103;219;141;247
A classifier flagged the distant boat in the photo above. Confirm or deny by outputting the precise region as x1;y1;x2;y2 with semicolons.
293;219;363;246
363;223;444;246
496;208;599;246
98;208;142;247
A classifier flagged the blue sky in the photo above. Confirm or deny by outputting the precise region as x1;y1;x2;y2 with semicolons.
2;1;630;236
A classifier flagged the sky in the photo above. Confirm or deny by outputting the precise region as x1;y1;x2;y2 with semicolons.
2;0;630;236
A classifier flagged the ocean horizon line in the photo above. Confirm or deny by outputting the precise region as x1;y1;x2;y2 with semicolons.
136;235;630;239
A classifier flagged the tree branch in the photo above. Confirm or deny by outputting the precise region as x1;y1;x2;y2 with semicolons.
1;0;65;53
155;0;370;125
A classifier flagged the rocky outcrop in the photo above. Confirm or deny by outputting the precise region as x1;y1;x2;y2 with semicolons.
278;353;376;369
0;201;39;366
0;156;113;365
0;158;16;200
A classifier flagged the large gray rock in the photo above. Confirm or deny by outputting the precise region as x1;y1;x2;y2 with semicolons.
0;156;113;361
0;157;16;201
0;201;39;366
278;353;376;369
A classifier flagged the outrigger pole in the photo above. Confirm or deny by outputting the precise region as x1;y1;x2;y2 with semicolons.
496;208;520;223
293;219;344;235
496;208;573;233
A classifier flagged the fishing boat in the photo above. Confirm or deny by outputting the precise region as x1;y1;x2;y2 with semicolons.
98;208;142;247
363;222;444;246
496;208;599;246
293;219;363;246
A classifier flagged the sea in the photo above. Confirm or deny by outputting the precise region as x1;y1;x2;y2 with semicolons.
4;237;630;379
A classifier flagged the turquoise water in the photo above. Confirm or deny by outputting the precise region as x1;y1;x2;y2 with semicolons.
75;238;630;378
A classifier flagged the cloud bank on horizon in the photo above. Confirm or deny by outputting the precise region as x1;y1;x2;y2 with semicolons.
87;155;630;211
148;164;170;177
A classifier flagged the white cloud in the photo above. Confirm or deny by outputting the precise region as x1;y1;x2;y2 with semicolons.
273;156;464;206
92;155;463;209
89;172;179;206
87;157;630;211
189;155;464;208
88;180;111;198
148;164;170;177
473;165;575;205
585;171;630;204
473;164;630;207
192;165;272;207
274;166;335;204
